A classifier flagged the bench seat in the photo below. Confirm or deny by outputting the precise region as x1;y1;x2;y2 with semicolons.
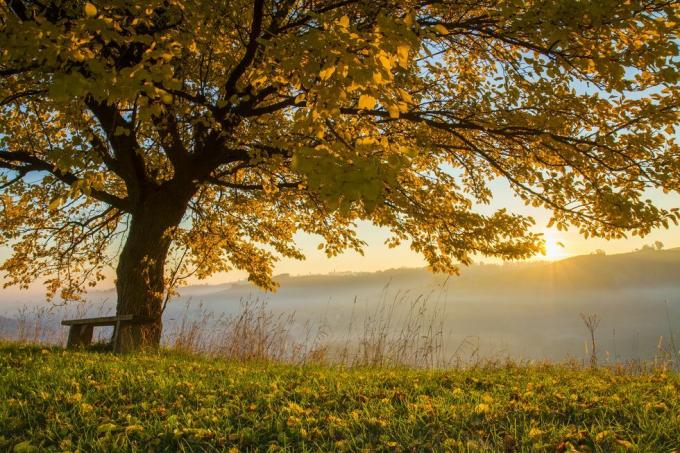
61;314;134;327
61;314;136;349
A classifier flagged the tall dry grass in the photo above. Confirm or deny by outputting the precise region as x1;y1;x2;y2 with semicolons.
1;299;114;345
1;288;678;371
164;298;328;364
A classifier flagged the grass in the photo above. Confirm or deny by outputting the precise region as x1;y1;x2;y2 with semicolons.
1;344;679;452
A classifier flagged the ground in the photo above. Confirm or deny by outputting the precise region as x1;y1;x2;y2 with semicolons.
1;344;678;452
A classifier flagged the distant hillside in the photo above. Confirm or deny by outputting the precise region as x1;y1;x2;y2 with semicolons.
448;247;680;293
35;247;677;303
481;247;679;291
3;248;678;309
185;248;680;302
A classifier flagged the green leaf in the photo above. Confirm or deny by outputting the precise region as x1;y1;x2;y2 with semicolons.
13;441;38;453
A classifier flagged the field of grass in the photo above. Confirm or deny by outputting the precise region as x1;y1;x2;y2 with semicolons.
1;343;679;452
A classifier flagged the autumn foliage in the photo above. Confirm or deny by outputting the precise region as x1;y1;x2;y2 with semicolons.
1;0;678;350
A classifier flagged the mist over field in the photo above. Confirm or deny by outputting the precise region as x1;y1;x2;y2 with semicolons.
2;247;679;364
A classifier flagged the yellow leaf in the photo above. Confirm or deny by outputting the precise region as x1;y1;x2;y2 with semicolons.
80;402;93;412
378;54;392;71
397;45;410;68
319;65;336;81
161;94;173;105
84;2;98;18
97;422;118;433
433;24;448;35
397;88;414;104
356;137;377;145
294;93;306;104
48;197;63;211
338;15;350;29
387;104;400;119
615;439;635;449
528;427;543;438
474;403;490;414
595;431;614;442
372;72;383;84
251;75;267;86
358;94;376;110
125;425;144;434
13;441;38;453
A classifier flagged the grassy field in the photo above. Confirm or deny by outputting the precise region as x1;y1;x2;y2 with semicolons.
1;344;679;452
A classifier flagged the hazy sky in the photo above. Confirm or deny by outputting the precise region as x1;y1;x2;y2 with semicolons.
1;172;679;292
195;178;680;285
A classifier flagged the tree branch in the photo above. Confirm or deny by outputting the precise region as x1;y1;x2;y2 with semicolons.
0;89;47;107
153;108;190;170
85;97;147;197
206;176;301;191
224;0;266;97
0;150;130;211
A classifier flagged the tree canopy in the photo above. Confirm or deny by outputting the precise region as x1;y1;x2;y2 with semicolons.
1;0;678;349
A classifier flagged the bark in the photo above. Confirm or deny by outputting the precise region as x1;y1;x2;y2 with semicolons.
113;188;191;353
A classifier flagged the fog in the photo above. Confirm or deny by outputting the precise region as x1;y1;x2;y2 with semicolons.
2;248;679;364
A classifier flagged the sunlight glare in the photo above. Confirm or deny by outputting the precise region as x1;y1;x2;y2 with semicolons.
542;231;567;261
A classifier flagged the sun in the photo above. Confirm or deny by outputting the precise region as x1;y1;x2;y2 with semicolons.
542;231;567;261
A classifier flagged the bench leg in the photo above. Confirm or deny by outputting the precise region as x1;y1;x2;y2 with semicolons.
66;324;94;349
112;320;121;349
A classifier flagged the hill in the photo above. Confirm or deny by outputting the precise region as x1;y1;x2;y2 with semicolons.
7;247;676;307
177;247;680;301
462;247;680;293
1;344;678;451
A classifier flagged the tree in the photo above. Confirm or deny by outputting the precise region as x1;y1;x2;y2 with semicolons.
1;0;678;352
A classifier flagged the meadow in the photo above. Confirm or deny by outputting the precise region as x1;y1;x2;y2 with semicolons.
5;248;680;366
1;343;679;452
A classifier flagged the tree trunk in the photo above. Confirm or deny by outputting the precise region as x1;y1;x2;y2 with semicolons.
113;190;189;353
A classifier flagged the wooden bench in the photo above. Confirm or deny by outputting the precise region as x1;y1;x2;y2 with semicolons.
62;315;134;349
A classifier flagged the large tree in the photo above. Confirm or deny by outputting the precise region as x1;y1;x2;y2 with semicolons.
1;0;678;352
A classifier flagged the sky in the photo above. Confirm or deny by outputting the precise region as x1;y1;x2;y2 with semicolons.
1;173;679;292
191;177;680;285
204;48;680;283
3;192;679;295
